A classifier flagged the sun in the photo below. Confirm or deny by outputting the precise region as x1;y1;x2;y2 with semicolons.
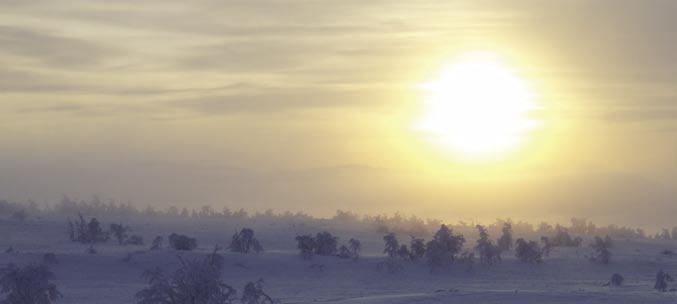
416;52;540;159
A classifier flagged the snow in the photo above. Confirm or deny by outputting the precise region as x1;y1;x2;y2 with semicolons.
3;216;677;303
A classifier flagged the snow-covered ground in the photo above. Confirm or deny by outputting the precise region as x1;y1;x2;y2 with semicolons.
3;216;677;303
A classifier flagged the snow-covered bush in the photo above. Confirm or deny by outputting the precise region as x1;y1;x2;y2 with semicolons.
150;236;163;250
169;233;197;251
515;238;543;264
0;263;62;304
67;214;109;244
230;228;263;254
294;235;316;259
126;235;144;246
135;251;237;304
313;232;338;256
109;223;130;245
241;279;274;304
475;225;501;265
655;269;674;292
425;225;465;273
497;223;513;252
590;236;612;264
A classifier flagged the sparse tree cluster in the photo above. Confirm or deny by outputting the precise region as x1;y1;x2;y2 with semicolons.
425;225;466;273
230;228;263;254
67;214;110;244
294;232;360;260
549;227;582;247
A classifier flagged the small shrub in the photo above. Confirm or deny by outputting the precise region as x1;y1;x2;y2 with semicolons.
230;228;263;254
4;247;14;254
347;238;361;260
610;273;624;286
515;238;543;264
169;233;197;251
655;269;674;292
590;236;612;264
150;236;163;250
86;246;97;254
540;236;553;257
457;251;475;273
0;263;62;304
376;258;403;274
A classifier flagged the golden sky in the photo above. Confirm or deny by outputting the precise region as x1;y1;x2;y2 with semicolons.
2;1;677;226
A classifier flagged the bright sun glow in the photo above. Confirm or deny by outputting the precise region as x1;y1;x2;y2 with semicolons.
417;52;540;159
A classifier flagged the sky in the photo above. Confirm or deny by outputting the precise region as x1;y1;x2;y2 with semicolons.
2;1;677;227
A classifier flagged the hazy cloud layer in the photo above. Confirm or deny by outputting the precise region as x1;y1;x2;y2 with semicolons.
2;1;677;226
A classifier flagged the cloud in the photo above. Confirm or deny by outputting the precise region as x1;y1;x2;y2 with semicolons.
0;25;117;68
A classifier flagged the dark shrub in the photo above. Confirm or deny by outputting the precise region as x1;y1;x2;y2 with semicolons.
43;253;58;265
109;223;130;245
294;235;316;259
382;233;399;258
314;232;338;256
410;238;426;261
590;235;612;264
150;236;163;250
169;233;197;251
655;269;674;292
610;273;624;286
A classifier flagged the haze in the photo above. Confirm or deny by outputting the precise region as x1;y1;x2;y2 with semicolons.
2;1;677;228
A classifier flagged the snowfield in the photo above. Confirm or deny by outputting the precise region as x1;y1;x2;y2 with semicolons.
3;215;677;303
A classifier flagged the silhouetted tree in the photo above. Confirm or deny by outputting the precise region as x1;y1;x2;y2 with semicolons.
230;228;263;254
515;238;542;264
241;279;274;304
475;225;501;265
68;214;109;244
294;235;316;260
497;223;513;252
425;225;465;273
383;233;399;258
150;236;163;250
410;237;426;261
109;223;130;245
655;269;674;292
313;232;337;256
590;235;612;264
